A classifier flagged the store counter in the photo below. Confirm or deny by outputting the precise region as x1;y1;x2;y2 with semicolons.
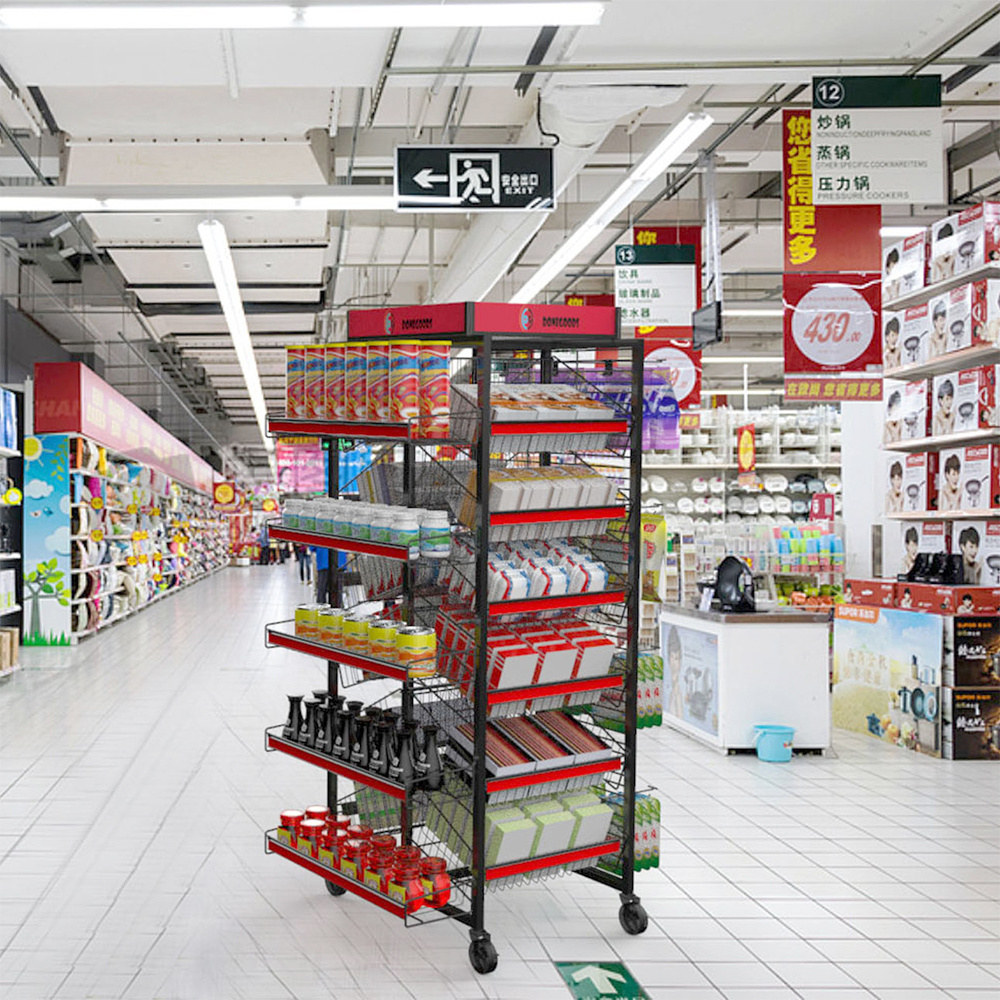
660;605;832;753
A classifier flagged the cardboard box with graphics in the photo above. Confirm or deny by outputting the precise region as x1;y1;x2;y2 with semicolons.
902;379;930;440
883;382;904;444
929;284;973;359
953;519;1000;587
954;201;1000;275
884;455;905;514
930;367;994;437
843;578;895;607
971;279;1000;347
899;451;938;513
896;521;947;578
883;233;926;303
939;444;998;512
881;310;904;370
950;688;1000;760
895;583;955;614
952;617;1000;685
930;214;960;284
900;304;929;367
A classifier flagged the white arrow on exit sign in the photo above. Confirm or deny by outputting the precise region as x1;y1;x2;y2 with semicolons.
413;167;448;189
572;965;627;994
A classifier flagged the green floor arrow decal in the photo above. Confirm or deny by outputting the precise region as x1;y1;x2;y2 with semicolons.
554;961;650;999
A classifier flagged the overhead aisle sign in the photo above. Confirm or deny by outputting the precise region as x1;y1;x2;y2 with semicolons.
395;146;555;211
810;75;943;205
614;245;697;327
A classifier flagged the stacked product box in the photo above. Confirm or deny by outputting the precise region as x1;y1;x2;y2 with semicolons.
943;613;1000;760
597;791;661;874
938;444;999;513
285;340;451;438
425;781;615;879
435;606;618;715
587;651;664;732
929;202;1000;284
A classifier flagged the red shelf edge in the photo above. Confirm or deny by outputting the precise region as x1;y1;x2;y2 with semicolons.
265;628;410;681
267;417;412;440
488;590;626;616
491;420;627;436
487;757;622;793
266;733;408;800
268;524;410;561
266;835;406;918
486;673;623;706
491;505;626;526
485;839;620;881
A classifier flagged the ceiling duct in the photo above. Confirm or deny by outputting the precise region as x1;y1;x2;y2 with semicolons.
430;83;684;304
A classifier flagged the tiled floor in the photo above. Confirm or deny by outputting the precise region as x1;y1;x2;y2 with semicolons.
1;564;998;1000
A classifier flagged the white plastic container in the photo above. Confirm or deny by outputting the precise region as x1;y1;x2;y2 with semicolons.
420;509;451;558
391;510;421;557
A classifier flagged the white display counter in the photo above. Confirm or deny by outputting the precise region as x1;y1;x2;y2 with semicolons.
660;606;832;753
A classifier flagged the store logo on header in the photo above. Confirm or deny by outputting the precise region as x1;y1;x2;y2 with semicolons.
384;311;394;335
520;307;533;331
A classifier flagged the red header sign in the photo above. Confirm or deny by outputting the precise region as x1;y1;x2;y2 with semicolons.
473;302;617;336
783;272;881;374
347;301;619;339
348;302;467;339
782;110;880;273
736;423;756;486
34;362;216;494
564;293;614;307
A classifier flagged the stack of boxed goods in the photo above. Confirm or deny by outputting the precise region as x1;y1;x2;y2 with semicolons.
425;781;614;883
598;791;661;874
446;710;617;802
450;383;618;450
435;606;617;714
285;340;451;438
588;651;664;733
943;615;1000;760
457;465;619;538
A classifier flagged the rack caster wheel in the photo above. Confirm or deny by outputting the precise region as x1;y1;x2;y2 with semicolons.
469;938;498;975
325;879;347;897
619;900;648;935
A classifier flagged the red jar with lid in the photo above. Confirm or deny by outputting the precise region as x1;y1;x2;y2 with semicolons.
393;844;421;863
298;819;325;858
366;849;394;893
280;809;305;833
305;805;331;823
346;824;373;841
340;838;368;882
420;856;451;908
333;829;350;867
391;860;424;914
370;833;396;853
329;816;351;834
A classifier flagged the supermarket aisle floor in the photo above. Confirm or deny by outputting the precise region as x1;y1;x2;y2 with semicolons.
0;565;998;1000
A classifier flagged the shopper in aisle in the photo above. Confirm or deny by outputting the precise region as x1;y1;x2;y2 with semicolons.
312;545;330;604
294;542;312;584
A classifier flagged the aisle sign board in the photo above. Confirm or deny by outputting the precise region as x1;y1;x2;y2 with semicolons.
395;145;554;212
811;75;943;205
614;245;697;327
783;271;882;374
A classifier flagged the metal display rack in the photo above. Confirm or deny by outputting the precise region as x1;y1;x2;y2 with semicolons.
262;301;646;974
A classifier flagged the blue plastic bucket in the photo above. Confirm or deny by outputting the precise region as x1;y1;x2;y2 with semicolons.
754;724;795;762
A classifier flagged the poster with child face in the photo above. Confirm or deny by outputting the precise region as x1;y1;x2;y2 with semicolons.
662;623;719;738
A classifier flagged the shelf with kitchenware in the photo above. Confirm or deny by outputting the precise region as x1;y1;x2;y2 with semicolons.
883;262;1000;314
23;431;228;645
884;428;998;453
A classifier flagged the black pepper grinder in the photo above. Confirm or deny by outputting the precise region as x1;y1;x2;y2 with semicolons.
345;700;365;766
300;698;320;748
390;721;417;787
370;719;392;776
418;723;443;791
282;695;304;743
315;702;332;755
332;707;351;759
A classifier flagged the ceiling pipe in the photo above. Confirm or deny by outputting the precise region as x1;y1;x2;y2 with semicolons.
429;82;684;303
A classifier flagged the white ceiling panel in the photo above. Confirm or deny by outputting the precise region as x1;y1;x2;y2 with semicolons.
86;210;330;247
66;141;327;185
108;246;327;285
133;286;322;304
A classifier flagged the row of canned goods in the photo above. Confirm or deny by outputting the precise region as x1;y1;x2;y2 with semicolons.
277;807;451;913
294;604;436;675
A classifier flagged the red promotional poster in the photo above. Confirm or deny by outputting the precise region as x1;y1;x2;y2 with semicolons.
782;111;880;273
564;293;615;307
276;437;326;494
635;330;702;409
737;424;756;486
213;482;242;512
783;272;882;374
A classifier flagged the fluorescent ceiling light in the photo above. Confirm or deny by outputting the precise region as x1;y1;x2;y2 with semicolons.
510;112;714;304
0;3;604;30
0;192;399;213
197;219;275;473
880;226;926;238
701;356;784;364
722;308;784;318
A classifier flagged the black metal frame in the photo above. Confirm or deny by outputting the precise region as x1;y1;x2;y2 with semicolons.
262;309;644;968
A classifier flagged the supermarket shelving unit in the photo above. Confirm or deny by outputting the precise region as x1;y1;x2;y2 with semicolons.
0;388;24;668
262;302;646;974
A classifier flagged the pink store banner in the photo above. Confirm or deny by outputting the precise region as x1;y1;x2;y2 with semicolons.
34;362;216;494
276;436;326;494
